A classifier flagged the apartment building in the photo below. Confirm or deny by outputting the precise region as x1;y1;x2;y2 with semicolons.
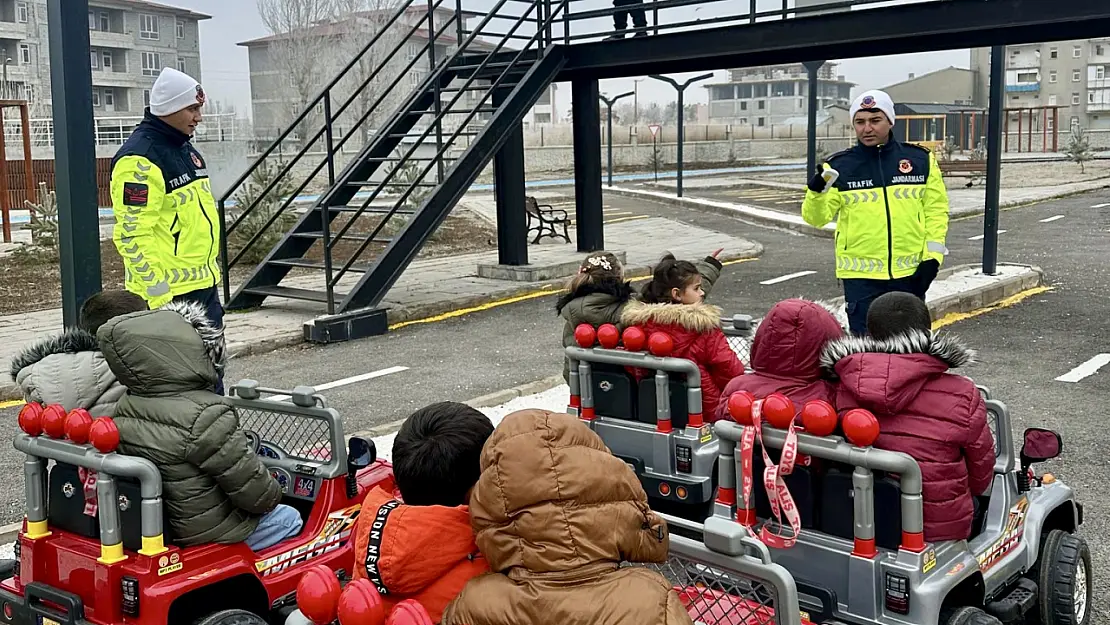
0;0;207;118
705;62;854;126
971;39;1110;131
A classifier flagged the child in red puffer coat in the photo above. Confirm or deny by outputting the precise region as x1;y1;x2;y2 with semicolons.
620;254;744;420
819;291;994;542
714;298;845;423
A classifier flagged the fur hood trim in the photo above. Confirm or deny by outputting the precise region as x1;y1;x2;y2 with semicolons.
819;329;975;375
10;327;100;382
161;299;228;373
555;279;635;315
620;299;722;333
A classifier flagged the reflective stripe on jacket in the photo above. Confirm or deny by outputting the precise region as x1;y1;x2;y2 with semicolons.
110;111;221;308
801;138;950;280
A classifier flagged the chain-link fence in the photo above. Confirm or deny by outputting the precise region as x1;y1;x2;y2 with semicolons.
722;314;756;365
236;404;335;462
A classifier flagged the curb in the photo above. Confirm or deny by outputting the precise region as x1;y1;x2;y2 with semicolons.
605;185;835;239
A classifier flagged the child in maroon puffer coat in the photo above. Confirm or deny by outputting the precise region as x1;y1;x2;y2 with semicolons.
620;254;744;421
713;298;845;423
819;291;994;542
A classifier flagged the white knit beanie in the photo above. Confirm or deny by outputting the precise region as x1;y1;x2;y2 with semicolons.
149;67;206;116
850;89;896;124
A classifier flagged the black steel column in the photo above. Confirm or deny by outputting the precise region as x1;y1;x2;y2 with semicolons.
804;60;824;178
676;88;685;197
493;87;528;266
572;79;603;252
49;0;100;327
982;45;1004;275
599;91;633;188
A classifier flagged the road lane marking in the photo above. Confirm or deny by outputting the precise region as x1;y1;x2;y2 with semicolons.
1091;203;1110;208
603;215;650;225
1055;354;1110;383
932;285;1052;329
1039;215;1065;223
968;230;1006;241
265;366;409;402
0;399;23;409
760;270;817;285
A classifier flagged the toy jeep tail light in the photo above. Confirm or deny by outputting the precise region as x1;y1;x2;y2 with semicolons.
121;576;139;617
884;572;910;614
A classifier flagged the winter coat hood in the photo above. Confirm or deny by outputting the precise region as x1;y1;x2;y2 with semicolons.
352;487;488;623
10;328;126;417
620;299;722;336
98;300;227;396
556;279;636;317
443;409;693;625
821;330;975;414
750;299;845;380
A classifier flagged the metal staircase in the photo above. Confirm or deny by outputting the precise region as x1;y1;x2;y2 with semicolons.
218;0;566;329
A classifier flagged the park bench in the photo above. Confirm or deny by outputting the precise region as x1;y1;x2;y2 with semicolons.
939;159;987;185
526;195;571;244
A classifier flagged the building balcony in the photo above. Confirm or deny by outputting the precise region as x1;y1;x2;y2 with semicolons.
1005;83;1040;93
1007;59;1040;70
1087;102;1110;112
89;30;135;50
0;20;25;41
91;71;149;89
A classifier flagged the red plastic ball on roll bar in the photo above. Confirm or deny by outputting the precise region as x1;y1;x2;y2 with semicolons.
596;323;620;349
801;400;838;437
573;323;597;348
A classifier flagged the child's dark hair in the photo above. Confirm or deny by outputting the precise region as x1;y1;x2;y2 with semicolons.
866;291;932;340
391;401;495;507
641;253;700;304
79;290;148;335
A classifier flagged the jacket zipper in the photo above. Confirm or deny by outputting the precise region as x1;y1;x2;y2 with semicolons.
171;214;180;256
877;144;894;279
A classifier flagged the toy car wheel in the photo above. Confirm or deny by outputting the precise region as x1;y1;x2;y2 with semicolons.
1037;529;1092;625
193;609;269;625
942;606;1003;625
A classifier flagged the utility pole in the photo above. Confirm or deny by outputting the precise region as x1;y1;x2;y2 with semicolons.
649;72;714;198
982;45;1005;275
633;78;644;125
804;60;826;180
599;91;634;187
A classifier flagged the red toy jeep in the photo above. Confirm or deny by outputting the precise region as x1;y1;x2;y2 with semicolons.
0;380;393;625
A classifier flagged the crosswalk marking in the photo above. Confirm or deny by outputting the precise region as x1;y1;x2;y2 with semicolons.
1055;354;1110;383
760;270;817;285
1039;215;1065;223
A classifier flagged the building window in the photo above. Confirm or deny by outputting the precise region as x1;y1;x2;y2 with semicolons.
1098;66;1106;80
1049;94;1057;105
1071;116;1080;128
757;117;765;127
104;89;114;107
141;51;160;77
409;71;423;86
16;2;28;23
92;90;100;107
1016;71;1037;83
100;11;109;31
1089;92;1096;104
102;51;112;69
90;50;99;69
88;11;95;29
23;84;32;102
1049;70;1057;83
1073;69;1081;82
139;14;158;40
740;101;747;111
176;57;185;73
1098;44;1106;56
757;100;765;110
406;43;419;61
1073;46;1082;58
1049;47;1058;59
1072;93;1080;105
143;89;150;106
738;117;747;124
176;19;185;39
19;44;29;65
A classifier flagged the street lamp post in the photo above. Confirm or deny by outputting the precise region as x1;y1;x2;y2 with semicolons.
599;91;634;187
649;72;714;197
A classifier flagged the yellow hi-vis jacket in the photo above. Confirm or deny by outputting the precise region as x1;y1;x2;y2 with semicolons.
110;113;221;308
802;139;950;280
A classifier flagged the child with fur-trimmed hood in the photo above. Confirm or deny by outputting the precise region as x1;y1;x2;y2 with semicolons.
820;292;994;542
620;254;744;419
10;290;147;417
98;300;303;550
557;250;725;383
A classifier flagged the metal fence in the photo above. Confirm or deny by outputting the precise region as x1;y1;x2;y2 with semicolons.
722;314;755;365
1;113;240;149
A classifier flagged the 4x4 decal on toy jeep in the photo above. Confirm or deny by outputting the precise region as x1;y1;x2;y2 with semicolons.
977;497;1029;572
256;504;362;577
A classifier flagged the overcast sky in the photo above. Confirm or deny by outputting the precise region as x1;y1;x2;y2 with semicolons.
180;0;970;117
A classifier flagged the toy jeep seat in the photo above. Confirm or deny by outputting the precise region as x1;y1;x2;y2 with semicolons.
591;363;638;420
638;373;690;430
751;451;818;529
818;464;903;549
48;462;174;552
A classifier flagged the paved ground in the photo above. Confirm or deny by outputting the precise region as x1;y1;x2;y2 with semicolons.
0;188;1105;618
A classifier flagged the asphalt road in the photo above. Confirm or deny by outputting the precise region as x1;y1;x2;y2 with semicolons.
0;186;1107;618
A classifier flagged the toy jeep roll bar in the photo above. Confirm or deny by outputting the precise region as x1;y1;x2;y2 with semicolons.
565;324;718;512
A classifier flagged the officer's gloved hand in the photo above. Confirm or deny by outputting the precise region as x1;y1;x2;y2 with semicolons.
807;164;839;193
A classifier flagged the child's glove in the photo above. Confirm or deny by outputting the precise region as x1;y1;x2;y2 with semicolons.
807;164;839;193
